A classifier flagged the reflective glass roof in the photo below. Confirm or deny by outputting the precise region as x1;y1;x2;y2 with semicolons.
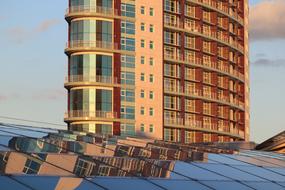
0;123;284;190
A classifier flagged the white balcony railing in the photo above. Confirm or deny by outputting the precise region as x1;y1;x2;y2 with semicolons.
65;110;117;119
66;40;119;50
65;75;118;84
66;5;118;16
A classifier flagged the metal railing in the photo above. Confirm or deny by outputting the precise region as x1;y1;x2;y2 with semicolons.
65;110;118;119
164;84;244;110
164;52;245;81
66;40;119;50
65;75;118;84
165;117;244;138
185;0;244;25
66;5;118;16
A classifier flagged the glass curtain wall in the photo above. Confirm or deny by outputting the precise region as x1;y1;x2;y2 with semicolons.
70;54;112;82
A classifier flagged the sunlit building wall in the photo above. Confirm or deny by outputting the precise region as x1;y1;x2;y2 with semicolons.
64;0;249;143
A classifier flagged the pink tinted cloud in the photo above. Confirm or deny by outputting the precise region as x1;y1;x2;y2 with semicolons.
7;19;61;44
250;0;285;41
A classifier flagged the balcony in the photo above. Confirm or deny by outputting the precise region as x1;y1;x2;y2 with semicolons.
164;117;244;139
164;52;244;82
65;75;119;88
164;84;183;94
185;0;244;26
65;40;126;55
65;5;122;21
64;110;118;122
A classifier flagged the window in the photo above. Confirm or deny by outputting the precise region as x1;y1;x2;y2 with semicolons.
121;71;135;85
185;131;196;143
121;55;135;68
203;133;212;142
150;24;154;32
121;21;135;35
140;90;145;98
121;88;135;102
149;124;154;133
140;56;145;64
185;99;195;112
140;107;145;115
203;71;212;84
164;31;175;44
121;106;135;119
149;74;154;83
149;57;154;66
150;7;154;16
149;41;154;49
121;3;135;18
23;159;41;174
149;108;154;116
121;37;135;51
203;102;211;115
141;73;145;81
141;6;145;14
140;124;145;132
141;39;145;48
149;91;154;99
141;23;145;31
98;166;110;176
96;89;112;112
74;158;94;177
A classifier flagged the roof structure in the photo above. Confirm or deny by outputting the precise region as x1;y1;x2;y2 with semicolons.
256;131;285;154
0;122;284;190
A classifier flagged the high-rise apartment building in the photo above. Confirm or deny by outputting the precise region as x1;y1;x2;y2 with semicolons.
64;0;249;143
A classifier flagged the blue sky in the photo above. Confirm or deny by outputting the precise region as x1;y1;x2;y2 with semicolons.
0;0;284;143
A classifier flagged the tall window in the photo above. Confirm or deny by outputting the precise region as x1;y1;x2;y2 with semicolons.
149;91;154;99
141;73;145;81
149;41;154;49
141;23;145;31
96;55;112;77
185;131;195;143
149;124;154;133
150;24;154;32
96;89;112;112
149;74;154;83
140;56;145;64
150;7;154;16
141;39;145;48
140;90;145;98
149;108;154;116
141;6;145;14
140;107;145;115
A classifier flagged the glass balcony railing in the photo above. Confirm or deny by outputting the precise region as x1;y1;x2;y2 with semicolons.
66;6;118;16
65;110;118;119
65;75;118;85
66;40;119;50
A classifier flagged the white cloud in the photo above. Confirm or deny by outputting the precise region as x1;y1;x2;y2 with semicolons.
250;0;285;41
7;19;61;44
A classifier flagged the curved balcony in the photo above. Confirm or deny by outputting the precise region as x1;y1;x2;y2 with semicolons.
164;53;245;82
164;118;245;139
164;21;244;54
64;75;120;88
65;110;135;124
186;0;244;26
65;40;123;55
164;85;245;111
65;5;129;21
